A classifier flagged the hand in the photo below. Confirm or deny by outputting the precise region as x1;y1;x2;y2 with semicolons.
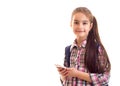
55;64;68;80
66;67;78;77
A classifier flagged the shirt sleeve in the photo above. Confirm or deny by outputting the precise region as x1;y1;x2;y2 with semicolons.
89;46;110;86
89;72;110;86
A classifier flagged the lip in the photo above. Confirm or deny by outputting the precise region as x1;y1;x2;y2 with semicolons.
76;31;84;32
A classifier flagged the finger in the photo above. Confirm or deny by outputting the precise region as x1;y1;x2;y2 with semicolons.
57;68;64;72
60;69;68;76
63;71;68;76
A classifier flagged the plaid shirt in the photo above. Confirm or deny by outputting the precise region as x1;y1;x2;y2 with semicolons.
63;40;110;86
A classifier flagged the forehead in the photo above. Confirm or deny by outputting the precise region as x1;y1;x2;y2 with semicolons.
72;12;90;21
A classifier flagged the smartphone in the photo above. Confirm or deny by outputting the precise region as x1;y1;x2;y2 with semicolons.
55;64;66;70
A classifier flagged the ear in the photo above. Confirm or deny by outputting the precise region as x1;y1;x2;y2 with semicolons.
90;23;93;30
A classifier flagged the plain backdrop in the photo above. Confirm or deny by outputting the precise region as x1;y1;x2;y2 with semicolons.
0;0;120;86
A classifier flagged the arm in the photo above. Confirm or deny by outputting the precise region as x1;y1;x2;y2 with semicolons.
66;66;110;85
74;70;92;82
66;46;110;85
89;72;110;85
89;46;111;85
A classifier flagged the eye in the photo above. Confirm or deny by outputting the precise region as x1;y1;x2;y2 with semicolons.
83;22;88;25
74;21;79;24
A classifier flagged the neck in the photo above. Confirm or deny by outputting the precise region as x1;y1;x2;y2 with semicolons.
76;37;86;46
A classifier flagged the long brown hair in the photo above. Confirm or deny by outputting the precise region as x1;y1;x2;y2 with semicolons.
71;7;111;73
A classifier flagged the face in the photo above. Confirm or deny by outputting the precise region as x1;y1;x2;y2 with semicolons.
71;12;93;40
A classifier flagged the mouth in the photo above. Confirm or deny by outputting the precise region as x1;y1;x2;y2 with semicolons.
76;31;85;32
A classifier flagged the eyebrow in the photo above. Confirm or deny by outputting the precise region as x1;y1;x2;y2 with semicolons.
74;20;89;22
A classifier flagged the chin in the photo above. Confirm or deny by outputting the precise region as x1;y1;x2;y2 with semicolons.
77;35;85;38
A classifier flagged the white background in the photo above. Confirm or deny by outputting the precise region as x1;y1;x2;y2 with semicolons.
0;0;119;86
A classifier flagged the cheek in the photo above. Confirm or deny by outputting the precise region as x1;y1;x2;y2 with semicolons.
71;26;76;31
72;29;77;35
73;29;76;33
88;28;92;32
85;27;91;32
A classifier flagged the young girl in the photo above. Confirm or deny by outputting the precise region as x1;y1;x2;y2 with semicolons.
56;7;111;86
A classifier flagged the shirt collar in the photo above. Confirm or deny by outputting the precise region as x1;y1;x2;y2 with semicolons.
70;39;87;51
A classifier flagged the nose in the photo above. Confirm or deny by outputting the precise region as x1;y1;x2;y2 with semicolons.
78;23;83;29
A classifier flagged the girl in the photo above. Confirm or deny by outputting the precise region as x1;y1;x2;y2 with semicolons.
56;7;111;86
